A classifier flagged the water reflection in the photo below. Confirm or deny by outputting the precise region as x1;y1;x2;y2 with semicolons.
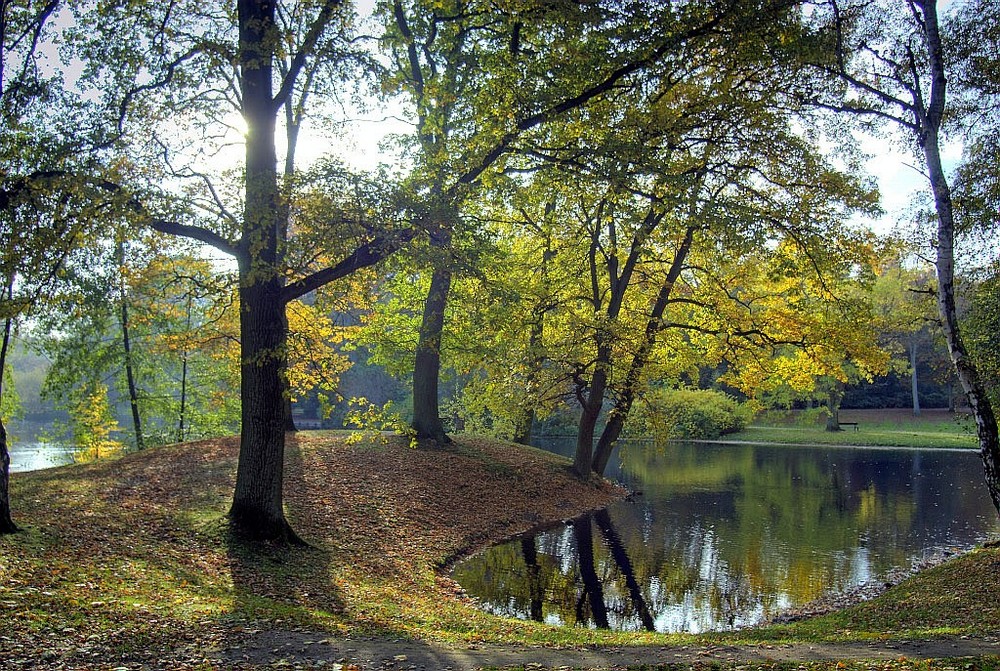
452;440;1000;633
8;443;76;473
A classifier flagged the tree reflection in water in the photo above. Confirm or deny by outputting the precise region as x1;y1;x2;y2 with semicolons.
451;441;1000;632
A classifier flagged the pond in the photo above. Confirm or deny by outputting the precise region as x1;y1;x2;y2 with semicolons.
452;438;1000;633
7;442;77;473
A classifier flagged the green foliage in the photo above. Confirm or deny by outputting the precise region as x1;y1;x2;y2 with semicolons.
0;363;22;425
965;266;1000;406
627;388;754;441
67;382;124;462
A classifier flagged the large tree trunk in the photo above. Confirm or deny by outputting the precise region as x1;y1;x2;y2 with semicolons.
228;0;298;541
824;383;844;432
921;4;1000;516
412;224;453;442
230;274;296;540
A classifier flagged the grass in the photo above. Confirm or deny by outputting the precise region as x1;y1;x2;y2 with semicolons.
1;432;998;669
727;408;978;449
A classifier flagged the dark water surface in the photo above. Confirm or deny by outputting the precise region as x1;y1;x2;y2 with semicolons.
452;439;1000;633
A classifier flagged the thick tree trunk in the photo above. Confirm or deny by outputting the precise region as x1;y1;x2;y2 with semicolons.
227;0;298;541
230;274;296;540
920;4;1000;516
412;262;452;442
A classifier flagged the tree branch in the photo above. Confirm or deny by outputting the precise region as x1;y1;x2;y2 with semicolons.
272;0;343;113
281;228;416;303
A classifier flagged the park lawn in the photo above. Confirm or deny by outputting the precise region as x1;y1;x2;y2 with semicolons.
0;432;997;669
728;408;978;449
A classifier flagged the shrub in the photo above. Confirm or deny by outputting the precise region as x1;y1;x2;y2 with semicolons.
627;388;754;440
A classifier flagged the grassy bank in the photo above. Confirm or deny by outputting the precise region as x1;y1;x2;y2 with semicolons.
728;408;978;449
1;432;998;669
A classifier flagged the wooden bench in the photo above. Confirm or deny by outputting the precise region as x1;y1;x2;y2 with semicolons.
839;422;860;431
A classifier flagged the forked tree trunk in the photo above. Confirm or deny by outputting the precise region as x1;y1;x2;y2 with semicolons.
591;226;695;476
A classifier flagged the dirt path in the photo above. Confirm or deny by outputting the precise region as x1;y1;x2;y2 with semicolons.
221;630;1000;669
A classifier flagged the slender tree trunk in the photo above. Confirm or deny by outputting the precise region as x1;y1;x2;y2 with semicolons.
177;297;191;443
228;0;298;541
909;340;921;417
920;3;1000;516
1;311;17;534
118;260;144;450
412;224;453;442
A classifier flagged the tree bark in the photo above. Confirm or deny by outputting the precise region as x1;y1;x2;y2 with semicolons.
824;383;844;432
574;350;610;478
920;2;1000;516
1;311;17;534
412;264;452;442
412;220;454;442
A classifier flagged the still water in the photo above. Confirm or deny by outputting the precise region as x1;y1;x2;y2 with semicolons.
452;439;1000;633
7;442;76;473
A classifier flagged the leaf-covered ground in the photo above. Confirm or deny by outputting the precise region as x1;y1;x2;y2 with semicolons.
1;432;998;670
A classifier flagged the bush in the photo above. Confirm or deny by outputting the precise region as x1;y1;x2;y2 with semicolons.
627;388;754;440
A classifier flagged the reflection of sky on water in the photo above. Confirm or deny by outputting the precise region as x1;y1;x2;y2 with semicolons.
8;443;76;473
453;440;1000;633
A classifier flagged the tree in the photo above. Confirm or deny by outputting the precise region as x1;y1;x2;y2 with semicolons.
380;0;814;443
801;0;1000;515
1;0;114;534
79;0;414;540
